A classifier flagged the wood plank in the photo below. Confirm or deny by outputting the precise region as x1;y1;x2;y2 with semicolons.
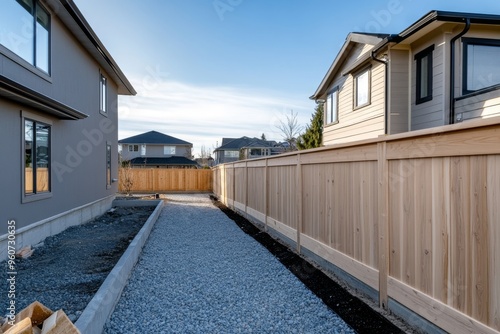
378;142;389;309
431;157;450;304
487;155;500;330
450;157;472;314
266;217;297;243
387;126;500;159
301;233;379;291
470;156;489;324
388;278;500;334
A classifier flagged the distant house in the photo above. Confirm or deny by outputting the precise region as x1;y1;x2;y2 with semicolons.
119;131;198;168
0;0;135;258
214;137;285;165
310;10;500;146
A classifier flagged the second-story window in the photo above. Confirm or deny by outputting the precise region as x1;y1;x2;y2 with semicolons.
325;88;338;125
100;74;107;114
354;67;371;108
164;146;176;155
415;45;434;104
0;0;50;73
463;38;500;95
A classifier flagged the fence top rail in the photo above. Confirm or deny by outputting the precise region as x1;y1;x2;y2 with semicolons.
211;116;500;169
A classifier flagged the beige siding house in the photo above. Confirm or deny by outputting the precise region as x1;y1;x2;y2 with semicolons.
311;11;500;145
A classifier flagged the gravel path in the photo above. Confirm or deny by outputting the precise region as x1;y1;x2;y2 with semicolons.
104;194;355;333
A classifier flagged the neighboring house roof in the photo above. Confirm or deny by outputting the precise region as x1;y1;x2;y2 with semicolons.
215;137;273;151
129;157;198;166
57;0;136;95
310;10;500;101
221;138;237;146
119;131;192;146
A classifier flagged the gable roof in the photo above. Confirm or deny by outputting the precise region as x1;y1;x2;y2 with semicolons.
119;131;192;146
310;33;388;100
310;10;500;101
216;137;274;151
55;0;135;95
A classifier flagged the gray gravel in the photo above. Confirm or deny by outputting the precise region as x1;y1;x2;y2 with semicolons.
104;194;355;333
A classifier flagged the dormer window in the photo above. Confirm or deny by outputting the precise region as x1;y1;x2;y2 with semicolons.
0;0;50;74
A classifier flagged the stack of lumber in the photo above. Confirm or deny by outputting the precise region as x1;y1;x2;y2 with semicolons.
1;302;79;334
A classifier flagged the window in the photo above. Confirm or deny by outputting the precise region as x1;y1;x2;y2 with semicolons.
128;144;139;152
106;143;112;188
24;117;51;197
0;0;50;73
415;45;434;104
140;144;146;156
224;150;239;158
325;88;339;124
463;38;500;95
164;146;176;155
100;74;107;114
354;68;371;108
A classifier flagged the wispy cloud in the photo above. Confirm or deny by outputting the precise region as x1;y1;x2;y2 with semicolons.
118;79;314;157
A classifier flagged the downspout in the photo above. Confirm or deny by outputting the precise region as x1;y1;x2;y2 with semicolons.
449;18;470;124
371;51;389;135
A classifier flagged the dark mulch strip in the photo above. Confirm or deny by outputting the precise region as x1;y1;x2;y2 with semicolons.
210;196;405;334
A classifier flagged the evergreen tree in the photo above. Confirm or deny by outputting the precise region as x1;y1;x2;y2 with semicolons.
297;104;323;150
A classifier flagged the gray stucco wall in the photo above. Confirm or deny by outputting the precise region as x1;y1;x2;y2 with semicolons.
0;8;119;235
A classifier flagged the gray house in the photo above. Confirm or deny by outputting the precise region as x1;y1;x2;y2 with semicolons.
311;10;500;145
119;131;198;168
0;0;135;259
214;137;285;165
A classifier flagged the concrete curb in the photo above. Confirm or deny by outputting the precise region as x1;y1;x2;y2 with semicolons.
75;199;164;334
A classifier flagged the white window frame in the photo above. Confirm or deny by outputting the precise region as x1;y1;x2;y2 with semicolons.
164;146;176;155
100;74;107;115
325;88;339;125
354;67;371;109
128;144;139;152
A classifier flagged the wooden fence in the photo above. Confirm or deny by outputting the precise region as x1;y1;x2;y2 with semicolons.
212;117;500;334
118;168;212;193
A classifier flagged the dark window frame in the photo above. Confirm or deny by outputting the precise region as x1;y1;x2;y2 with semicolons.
22;111;52;203
462;37;500;96
353;66;372;110
0;0;51;74
415;45;434;105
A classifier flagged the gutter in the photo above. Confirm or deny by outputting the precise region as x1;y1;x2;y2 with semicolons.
449;18;471;124
370;35;401;135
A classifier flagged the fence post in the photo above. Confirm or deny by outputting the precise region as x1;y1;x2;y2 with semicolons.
264;158;269;232
245;161;248;214
377;142;389;310
232;164;236;209
296;154;303;253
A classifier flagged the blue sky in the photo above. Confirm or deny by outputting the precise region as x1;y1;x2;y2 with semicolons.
74;0;500;157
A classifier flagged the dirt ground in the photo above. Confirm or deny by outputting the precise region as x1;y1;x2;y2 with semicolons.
1;204;154;322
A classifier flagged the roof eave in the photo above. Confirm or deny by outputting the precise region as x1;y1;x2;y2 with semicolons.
310;33;387;100
53;0;136;96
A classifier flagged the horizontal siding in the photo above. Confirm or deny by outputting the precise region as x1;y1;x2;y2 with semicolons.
411;34;447;130
456;89;500;121
324;62;385;145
